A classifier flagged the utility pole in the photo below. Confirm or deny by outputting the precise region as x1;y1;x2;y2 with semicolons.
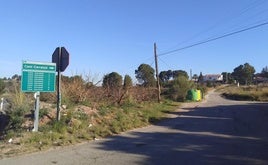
154;43;161;103
190;69;192;80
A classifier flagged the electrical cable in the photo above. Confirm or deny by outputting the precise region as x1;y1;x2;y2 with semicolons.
158;0;267;55
158;56;172;68
158;21;268;56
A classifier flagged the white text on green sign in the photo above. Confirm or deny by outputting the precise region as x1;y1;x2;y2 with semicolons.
21;61;56;92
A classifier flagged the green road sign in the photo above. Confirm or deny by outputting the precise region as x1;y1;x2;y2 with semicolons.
21;61;56;92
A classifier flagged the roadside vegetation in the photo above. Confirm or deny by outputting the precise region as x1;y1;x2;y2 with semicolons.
219;85;268;101
2;62;267;158
0;64;207;158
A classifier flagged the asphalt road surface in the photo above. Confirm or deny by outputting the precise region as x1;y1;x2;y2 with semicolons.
1;90;268;165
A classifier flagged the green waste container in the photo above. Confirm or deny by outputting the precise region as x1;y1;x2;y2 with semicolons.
187;89;196;101
192;90;198;101
187;89;201;101
197;90;202;101
186;89;193;101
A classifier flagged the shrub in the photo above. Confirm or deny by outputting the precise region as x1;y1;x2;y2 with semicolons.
167;76;193;101
39;108;49;118
8;105;29;131
61;75;89;105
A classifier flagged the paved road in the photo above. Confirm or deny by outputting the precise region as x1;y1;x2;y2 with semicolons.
1;91;268;165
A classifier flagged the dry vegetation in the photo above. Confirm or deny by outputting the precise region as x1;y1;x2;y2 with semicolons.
0;77;180;158
218;84;268;101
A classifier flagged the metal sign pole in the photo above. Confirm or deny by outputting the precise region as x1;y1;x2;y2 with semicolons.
0;98;3;111
56;47;61;121
52;46;69;121
33;91;40;132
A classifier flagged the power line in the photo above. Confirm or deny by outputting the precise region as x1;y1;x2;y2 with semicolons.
159;21;268;56
158;0;267;55
158;56;172;68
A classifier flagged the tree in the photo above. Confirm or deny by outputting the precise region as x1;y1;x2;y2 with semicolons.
103;72;123;104
221;72;233;84
103;72;123;89
167;76;193;101
231;63;255;85
159;69;189;84
192;74;198;81
123;75;132;89
11;74;20;81
135;64;155;87
261;66;268;78
173;70;189;79
159;70;173;84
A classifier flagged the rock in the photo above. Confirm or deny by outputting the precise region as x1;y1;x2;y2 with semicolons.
62;105;67;109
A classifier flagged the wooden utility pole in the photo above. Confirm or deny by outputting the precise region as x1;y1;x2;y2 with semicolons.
154;43;161;103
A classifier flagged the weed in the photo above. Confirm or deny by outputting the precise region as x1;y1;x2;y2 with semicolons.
221;85;268;101
50;120;67;134
39;108;49;118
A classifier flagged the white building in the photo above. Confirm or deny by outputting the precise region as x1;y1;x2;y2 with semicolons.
203;74;223;82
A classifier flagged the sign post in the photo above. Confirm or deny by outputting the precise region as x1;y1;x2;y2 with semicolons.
21;61;56;132
52;47;69;121
32;92;40;132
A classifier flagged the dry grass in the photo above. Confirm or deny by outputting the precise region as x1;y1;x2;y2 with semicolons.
219;85;268;101
0;76;181;158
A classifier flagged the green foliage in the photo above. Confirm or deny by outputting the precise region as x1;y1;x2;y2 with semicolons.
123;75;132;89
99;106;112;116
102;72;123;104
173;70;189;79
167;76;193;101
111;110;132;133
39;108;49;119
159;70;173;83
103;72;123;89
231;63;255;85
159;70;189;84
6;85;31;132
8;105;29;131
135;64;155;87
221;72;233;84
48;120;67;134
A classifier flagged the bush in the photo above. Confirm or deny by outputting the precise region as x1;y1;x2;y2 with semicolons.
166;76;193;101
40;93;56;103
39;108;49;118
8;106;29;131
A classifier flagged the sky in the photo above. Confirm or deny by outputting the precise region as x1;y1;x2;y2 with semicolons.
0;0;268;82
